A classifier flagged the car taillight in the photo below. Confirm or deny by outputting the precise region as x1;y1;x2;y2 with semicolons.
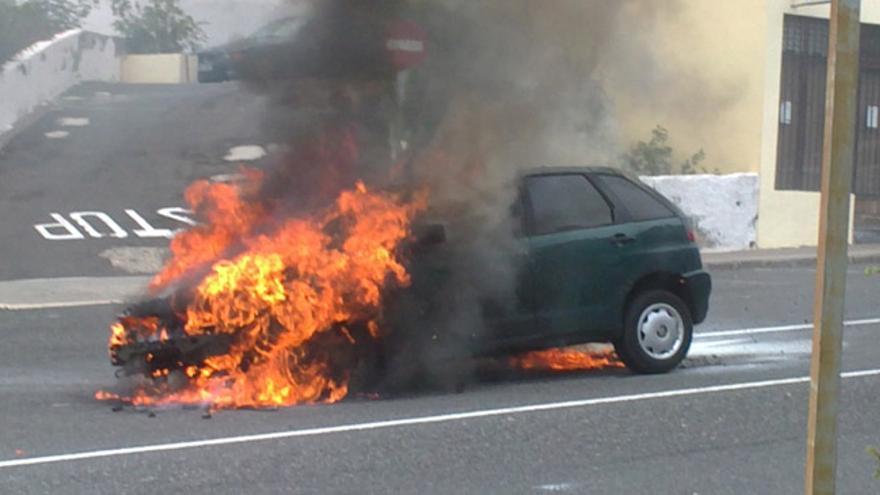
687;230;696;242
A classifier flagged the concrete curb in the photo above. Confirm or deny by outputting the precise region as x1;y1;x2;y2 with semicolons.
0;276;151;309
704;252;880;271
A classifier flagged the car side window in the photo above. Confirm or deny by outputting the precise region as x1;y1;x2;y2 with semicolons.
525;174;613;236
595;175;675;222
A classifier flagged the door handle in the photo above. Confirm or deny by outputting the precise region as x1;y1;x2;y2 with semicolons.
610;233;636;245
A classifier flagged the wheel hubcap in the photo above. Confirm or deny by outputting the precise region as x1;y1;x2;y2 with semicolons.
637;303;684;360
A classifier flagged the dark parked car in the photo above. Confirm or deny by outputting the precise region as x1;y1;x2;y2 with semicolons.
197;13;393;83
112;167;710;381
197;16;306;83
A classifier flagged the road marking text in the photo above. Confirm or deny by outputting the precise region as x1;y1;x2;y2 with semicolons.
34;208;195;240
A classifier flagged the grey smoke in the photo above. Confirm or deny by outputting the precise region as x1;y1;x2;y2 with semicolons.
252;0;686;386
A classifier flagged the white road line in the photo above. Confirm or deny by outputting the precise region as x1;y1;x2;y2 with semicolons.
56;117;90;127
44;130;69;139
695;317;880;339
692;338;753;348
0;300;122;311
2;368;880;470
224;145;266;162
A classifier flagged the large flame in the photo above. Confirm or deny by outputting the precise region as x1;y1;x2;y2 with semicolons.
102;169;425;409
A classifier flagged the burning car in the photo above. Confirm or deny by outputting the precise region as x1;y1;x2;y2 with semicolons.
103;166;710;409
102;0;712;410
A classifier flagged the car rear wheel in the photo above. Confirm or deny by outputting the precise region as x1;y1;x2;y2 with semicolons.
614;290;692;374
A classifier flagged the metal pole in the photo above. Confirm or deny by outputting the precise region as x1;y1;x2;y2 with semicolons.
805;1;860;494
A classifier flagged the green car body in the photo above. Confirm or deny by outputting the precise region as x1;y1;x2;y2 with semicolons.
521;168;710;343
393;167;711;375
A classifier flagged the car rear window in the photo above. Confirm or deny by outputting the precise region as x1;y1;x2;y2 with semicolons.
525;174;612;235
596;175;675;222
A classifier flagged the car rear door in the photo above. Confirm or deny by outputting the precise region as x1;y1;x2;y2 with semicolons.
589;173;692;315
523;173;622;341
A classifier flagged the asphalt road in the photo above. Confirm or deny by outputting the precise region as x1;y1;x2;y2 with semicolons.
0;83;879;494
0;82;271;280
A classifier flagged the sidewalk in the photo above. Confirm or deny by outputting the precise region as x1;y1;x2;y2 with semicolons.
702;243;880;270
0;276;150;310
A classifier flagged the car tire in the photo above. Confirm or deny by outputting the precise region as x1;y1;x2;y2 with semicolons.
614;290;693;374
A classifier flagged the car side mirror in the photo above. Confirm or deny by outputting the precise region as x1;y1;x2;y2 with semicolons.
414;223;446;246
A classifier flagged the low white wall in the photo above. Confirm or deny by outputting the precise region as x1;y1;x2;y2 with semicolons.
641;173;759;252
0;30;121;136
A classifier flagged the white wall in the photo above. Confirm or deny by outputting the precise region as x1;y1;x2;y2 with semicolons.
0;30;120;136
641;173;759;252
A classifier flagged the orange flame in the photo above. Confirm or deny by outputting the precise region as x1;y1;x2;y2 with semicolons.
150;168;266;292
510;348;624;372
101;171;426;409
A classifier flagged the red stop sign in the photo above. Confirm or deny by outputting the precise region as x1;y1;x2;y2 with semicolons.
386;20;427;71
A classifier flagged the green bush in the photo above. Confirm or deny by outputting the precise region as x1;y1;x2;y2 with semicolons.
110;0;205;54
0;0;94;64
621;125;714;176
869;447;880;479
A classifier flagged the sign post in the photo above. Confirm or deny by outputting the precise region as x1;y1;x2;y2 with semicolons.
805;1;861;494
385;19;428;161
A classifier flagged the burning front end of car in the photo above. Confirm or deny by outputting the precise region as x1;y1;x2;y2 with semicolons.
108;300;234;378
99;172;429;409
97;1;441;410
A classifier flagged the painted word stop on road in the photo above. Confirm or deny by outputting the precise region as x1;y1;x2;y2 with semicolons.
34;208;195;241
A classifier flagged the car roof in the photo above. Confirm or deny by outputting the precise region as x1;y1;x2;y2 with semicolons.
517;166;687;219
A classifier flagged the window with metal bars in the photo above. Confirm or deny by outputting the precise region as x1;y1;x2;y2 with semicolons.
776;15;880;196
